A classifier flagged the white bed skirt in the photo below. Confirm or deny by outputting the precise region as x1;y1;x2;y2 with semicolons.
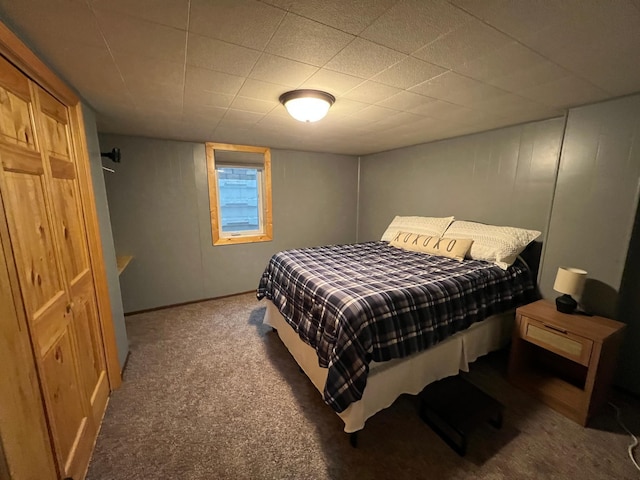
264;300;514;433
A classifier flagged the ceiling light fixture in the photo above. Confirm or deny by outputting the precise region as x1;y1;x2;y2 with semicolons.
279;89;335;123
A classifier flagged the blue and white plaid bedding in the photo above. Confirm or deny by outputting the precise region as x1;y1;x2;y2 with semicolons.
257;241;536;413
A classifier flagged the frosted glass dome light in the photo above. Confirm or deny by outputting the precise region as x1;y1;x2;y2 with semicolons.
279;89;335;123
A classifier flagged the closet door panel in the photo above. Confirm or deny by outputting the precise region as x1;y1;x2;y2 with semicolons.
39;312;87;471
0;166;61;312
71;274;109;422
0;65;35;150
36;86;109;428
51;174;88;282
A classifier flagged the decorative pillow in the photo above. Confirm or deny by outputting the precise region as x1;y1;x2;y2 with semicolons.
390;231;473;261
381;215;454;242
444;220;541;269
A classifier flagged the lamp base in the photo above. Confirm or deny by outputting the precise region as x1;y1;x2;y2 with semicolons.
556;294;577;314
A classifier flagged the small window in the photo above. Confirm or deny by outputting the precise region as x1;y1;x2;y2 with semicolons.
205;143;272;245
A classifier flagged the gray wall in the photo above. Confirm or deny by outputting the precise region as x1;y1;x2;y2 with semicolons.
538;95;640;315
83;106;128;368
358;118;565;243
100;134;358;313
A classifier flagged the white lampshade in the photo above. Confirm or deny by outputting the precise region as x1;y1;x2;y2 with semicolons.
279;89;335;123
553;267;587;297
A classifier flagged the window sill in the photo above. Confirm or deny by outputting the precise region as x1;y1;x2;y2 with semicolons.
213;233;272;246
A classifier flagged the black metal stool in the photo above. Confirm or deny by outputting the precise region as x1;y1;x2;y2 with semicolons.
419;375;503;456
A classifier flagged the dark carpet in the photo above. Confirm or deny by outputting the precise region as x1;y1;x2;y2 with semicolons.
86;293;640;479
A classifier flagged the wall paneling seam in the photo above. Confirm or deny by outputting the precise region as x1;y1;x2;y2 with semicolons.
538;111;569;285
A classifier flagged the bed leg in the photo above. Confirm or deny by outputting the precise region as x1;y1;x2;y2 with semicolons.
349;432;358;448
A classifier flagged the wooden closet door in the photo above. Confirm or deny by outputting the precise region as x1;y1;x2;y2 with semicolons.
0;56;95;479
35;86;110;427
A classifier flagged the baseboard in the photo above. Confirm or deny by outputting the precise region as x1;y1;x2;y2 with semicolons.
120;350;131;377
124;290;255;316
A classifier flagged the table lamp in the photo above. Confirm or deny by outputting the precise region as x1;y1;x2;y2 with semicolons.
553;267;587;314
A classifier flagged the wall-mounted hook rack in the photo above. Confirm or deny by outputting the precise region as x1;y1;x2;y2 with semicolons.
101;147;121;163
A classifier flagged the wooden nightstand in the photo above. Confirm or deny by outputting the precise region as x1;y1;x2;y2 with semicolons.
508;300;625;426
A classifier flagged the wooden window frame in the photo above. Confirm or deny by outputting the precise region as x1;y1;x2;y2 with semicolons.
205;142;273;246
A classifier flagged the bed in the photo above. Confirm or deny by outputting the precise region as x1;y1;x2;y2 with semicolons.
257;217;540;434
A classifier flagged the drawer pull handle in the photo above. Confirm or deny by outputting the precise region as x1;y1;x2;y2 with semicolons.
542;323;567;334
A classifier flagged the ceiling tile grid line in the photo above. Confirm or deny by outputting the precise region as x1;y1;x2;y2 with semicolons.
84;0;138;115
1;0;638;155
209;8;296;137
445;0;618;97
93;0;565;119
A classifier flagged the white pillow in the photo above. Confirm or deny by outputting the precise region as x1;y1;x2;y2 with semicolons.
444;220;541;269
381;216;454;242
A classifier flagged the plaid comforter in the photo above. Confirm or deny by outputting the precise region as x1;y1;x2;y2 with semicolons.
257;241;536;413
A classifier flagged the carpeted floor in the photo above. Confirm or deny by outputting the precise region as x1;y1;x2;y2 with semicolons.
86;293;640;479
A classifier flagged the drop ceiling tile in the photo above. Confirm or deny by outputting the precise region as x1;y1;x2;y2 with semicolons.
517;76;610;109
257;111;298;128
408;99;472;118
187;33;261;76
583;53;640;96
328;98;369;116
471;93;560;118
324;38;406;78
455;43;569;92
185;66;245;95
237;79;290;102
435;107;501;127
132;95;183;115
326;114;372;129
189;0;285;50
360;0;470;54
212;125;255;144
183;89;235;109
89;95;137;118
450;0;569;45
181;106;226;127
372;56;446;89
89;0;189;30
410;71;505;106
350;105;399;122
377;91;436;111
127;80;183;100
229;96;279;114
249;54;318;87
0;0;105;48
95;8;186;63
342;81;401;104
34;41;124;97
413;18;512;70
286;0;398;35
300;69;365;96
452;42;537;81
223;109;265;124
517;8;640;96
112;51;185;87
369;111;426;130
265;13;354;66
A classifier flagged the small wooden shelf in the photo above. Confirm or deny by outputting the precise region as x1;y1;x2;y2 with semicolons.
116;255;133;275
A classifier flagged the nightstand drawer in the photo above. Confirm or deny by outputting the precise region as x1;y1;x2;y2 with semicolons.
520;317;593;366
